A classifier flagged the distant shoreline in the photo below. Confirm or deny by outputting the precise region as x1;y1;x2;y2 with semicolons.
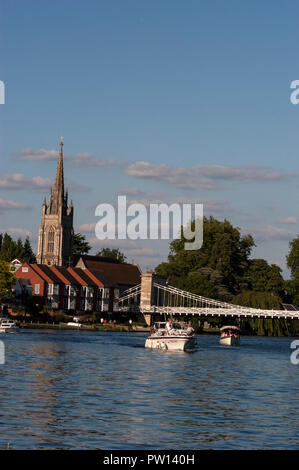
16;323;297;336
18;322;149;333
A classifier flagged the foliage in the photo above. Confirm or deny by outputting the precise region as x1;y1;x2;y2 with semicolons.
286;237;299;277
0;233;36;263
155;216;255;300
246;259;284;297
245;318;290;336
284;237;299;306
232;291;282;310
72;233;91;255
0;260;15;300
95;247;127;263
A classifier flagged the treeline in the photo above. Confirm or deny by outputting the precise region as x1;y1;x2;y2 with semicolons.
0;233;36;263
155;216;298;336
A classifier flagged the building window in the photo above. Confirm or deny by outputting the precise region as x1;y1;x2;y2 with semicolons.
47;227;55;253
97;288;103;299
35;284;40;295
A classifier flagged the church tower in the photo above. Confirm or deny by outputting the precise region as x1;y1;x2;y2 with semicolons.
37;138;74;266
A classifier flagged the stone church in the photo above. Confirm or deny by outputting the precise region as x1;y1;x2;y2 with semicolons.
37;138;74;266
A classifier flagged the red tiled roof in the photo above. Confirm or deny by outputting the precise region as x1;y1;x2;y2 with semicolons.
68;267;99;288
76;255;141;286
51;265;81;286
32;264;63;284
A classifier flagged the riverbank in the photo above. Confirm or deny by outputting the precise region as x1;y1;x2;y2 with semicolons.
14;322;298;336
19;322;150;332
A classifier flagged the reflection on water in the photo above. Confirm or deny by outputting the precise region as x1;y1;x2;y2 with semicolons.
0;330;298;449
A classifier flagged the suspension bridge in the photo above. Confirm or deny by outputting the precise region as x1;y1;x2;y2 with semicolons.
118;271;299;325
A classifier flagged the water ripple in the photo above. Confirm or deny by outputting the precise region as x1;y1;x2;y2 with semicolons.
0;331;298;449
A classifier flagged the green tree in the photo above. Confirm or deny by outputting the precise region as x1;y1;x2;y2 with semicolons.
247;259;284;298
232;291;290;336
233;291;281;310
155;216;255;299
72;233;91;255
286;237;299;305
95;248;127;263
286;237;299;276
22;237;36;263
0;233;16;261
0;260;15;300
15;238;24;259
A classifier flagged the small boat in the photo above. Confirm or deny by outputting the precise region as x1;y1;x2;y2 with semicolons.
0;317;19;333
67;322;82;328
145;321;197;351
219;325;240;346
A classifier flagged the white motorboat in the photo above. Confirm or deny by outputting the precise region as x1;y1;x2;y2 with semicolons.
219;325;240;346
0;317;19;333
145;321;197;351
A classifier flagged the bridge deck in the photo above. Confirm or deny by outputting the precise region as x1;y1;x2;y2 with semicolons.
118;282;299;319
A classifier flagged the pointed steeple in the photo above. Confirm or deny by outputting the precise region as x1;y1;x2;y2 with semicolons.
37;137;74;267
52;137;65;213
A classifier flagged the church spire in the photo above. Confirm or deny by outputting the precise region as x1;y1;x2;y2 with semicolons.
52;136;65;213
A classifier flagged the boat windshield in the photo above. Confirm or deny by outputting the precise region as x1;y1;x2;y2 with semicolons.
172;323;186;330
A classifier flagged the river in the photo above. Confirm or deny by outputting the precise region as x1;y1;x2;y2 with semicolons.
0;330;298;449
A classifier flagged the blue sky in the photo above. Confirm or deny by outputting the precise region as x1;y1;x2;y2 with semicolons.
1;0;299;275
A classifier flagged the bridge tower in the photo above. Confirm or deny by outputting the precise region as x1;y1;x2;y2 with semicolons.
140;270;154;326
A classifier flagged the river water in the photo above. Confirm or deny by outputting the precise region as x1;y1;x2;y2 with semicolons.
0;330;298;449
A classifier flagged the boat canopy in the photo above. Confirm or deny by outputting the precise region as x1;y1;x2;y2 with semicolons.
219;325;240;331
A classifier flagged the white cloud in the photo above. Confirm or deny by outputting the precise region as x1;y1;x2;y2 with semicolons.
0;227;35;239
0;173;52;191
18;148;59;161
0;198;31;211
125;162;295;190
18;148;120;168
0;173;90;193
278;216;299;225
76;223;96;232
250;225;296;242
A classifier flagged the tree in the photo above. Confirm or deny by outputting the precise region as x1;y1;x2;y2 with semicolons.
95;248;127;263
22;237;36;263
0;233;15;261
155;216;255;300
0;260;15;300
286;237;299;305
72;233;91;255
233;291;282;310
286;237;299;276
0;233;36;263
247;259;284;298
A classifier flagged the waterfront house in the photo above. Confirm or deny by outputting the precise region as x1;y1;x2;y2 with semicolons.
74;255;141;295
14;262;124;314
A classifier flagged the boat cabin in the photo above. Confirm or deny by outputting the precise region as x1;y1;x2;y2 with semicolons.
220;325;240;338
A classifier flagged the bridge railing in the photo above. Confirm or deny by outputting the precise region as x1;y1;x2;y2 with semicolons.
117;280;299;319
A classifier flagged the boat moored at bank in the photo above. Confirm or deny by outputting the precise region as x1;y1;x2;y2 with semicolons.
0;317;19;333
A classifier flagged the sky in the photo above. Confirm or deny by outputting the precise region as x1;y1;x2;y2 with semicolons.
0;0;299;276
